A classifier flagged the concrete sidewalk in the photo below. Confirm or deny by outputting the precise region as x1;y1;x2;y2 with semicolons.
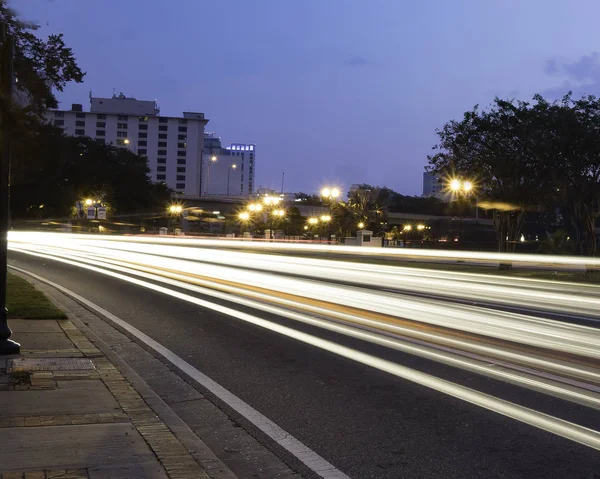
0;316;235;478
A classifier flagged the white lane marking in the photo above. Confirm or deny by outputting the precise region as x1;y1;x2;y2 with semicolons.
10;256;600;454
8;264;349;479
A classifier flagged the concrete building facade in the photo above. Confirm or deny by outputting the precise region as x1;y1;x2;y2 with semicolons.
202;133;255;196
46;93;208;196
422;171;444;198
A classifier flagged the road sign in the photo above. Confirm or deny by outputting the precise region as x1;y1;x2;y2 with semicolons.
97;207;107;220
86;207;96;219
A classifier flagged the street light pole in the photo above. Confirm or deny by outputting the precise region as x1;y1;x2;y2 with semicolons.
205;156;217;196
227;164;237;197
0;28;19;355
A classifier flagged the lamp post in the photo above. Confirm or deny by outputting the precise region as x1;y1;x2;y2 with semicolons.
448;177;477;246
168;204;183;234
320;187;339;241
270;209;285;241
227;164;237;197
205;155;217;196
0;28;19;355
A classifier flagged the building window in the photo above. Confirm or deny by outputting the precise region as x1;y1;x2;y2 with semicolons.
178;142;186;148
159;125;168;131
158;134;168;139
139;132;147;138
96;130;105;136
158;141;167;147
176;175;186;181
157;158;167;164
117;115;128;121
177;167;186;173
178;134;186;140
177;150;186;157
139;116;148;122
96;121;105;128
54;111;64;117
139;124;148;130
75;120;85;127
117;122;128;129
53;119;64;126
157;149;167;155
157;166;166;172
157;174;166;181
178;126;187;133
95;138;105;144
76;112;86;119
178;119;187;124
97;114;106;120
75;129;84;135
116;131;127;138
138;140;147;146
176;183;185;189
159;117;169;123
138;149;147;155
177;159;186;165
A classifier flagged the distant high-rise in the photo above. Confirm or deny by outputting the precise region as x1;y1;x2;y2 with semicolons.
422;171;444;198
202;133;256;196
45;93;208;196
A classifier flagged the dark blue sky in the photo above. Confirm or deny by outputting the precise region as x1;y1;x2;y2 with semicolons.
14;0;600;195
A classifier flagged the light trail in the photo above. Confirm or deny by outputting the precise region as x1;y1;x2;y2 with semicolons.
8;232;600;452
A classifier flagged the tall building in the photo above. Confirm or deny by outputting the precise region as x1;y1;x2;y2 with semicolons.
422;171;444;198
202;133;255;196
45;93;208;196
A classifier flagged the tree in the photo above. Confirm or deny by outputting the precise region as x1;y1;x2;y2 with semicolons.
429;97;551;253
10;126;172;218
539;94;600;256
2;2;84;117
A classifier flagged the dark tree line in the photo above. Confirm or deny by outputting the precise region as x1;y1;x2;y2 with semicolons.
429;94;600;256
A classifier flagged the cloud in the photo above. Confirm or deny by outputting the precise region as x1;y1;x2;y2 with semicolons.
347;56;371;66
542;52;600;99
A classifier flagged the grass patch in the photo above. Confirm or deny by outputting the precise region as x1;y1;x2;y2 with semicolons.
6;272;67;319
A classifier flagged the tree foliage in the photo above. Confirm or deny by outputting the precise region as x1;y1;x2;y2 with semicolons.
11;125;171;218
1;2;85;117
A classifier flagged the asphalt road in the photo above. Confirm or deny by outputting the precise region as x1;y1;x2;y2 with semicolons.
8;248;600;479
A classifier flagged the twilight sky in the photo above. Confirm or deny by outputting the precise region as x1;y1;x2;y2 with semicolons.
13;0;600;195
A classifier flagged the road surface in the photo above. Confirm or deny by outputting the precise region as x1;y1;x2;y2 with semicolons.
8;233;600;478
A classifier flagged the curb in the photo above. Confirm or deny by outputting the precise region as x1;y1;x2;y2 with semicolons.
10;268;238;479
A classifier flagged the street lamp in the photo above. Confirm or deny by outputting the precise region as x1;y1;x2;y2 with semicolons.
84;198;93;206
357;221;365;229
238;211;250;221
403;225;412;231
447;177;478;245
269;208;285;240
124;138;130;145
321;187;340;200
248;203;263;212
417;224;425;231
168;204;183;233
205;155;218;196
227;164;237;197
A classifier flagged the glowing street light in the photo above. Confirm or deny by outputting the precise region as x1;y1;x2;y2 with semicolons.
238;211;250;221
123;138;130;145
84;198;93;206
272;209;285;217
357;222;365;229
168;204;183;214
403;225;412;231
417;224;426;231
248;203;263;212
320;215;331;222
321;187;340;200
263;196;281;206
308;217;319;225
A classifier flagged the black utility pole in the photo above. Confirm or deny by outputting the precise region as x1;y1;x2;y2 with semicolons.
0;24;20;355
